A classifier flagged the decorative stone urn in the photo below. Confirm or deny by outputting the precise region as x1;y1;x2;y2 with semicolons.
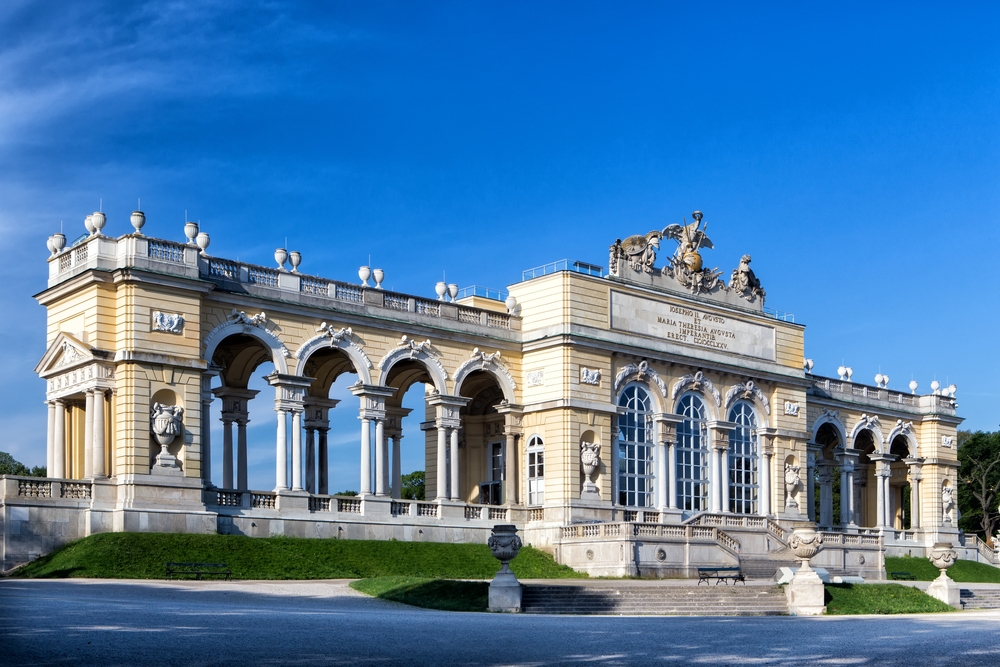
150;403;184;476
130;210;145;234
184;221;199;245
926;542;960;607
785;524;826;616
487;524;523;612
580;441;601;500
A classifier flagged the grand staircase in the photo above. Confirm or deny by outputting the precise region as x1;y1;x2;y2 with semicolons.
522;583;789;616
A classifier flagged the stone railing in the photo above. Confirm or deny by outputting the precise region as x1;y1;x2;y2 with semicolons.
17;479;52;498
973;536;999;564
820;531;881;547
2;476;93;502
45;233;519;333
560;521;740;555
527;507;544;522
337;497;362;514
810;375;957;412
202;256;517;331
251;492;277;509
682;512;786;543
619;509;661;523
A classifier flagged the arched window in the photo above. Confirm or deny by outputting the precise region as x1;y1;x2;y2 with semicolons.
617;385;653;507
676;394;708;511
526;435;544;505
728;401;758;514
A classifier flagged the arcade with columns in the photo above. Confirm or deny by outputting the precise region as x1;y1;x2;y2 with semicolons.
1;209;979;578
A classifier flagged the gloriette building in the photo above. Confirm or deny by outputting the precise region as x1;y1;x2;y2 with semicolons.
3;209;984;577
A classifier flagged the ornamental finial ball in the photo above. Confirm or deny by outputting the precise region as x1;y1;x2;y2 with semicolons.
837;365;846;380
909;380;918;394
931;380;940;394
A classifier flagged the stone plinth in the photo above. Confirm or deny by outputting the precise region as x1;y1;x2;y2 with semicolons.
785;523;826;615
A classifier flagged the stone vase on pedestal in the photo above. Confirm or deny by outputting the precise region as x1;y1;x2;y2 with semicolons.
926;542;961;608
580;442;601;501
488;524;523;612
785;524;826;615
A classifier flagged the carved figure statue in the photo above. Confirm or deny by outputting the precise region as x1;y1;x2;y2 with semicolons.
230;308;266;326
729;254;766;304
150;403;184;447
661;212;727;295
784;463;802;510
609;230;663;274
942;486;955;524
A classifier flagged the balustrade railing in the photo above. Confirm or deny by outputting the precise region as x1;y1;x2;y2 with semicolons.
251;492;277;509
209;259;240;280
527;507;544;522
300;276;329;295
61;483;92;499
18;480;52;498
415;501;438;517
309;496;332;512
337;497;362;514
248;266;279;287
148;240;185;263
216;490;243;507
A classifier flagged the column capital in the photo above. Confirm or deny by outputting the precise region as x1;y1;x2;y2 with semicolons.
265;372;314;411
428;393;469;427
497;403;524;435
350;383;396;420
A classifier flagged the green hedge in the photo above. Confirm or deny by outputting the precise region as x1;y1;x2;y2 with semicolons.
12;533;585;580
885;556;1000;583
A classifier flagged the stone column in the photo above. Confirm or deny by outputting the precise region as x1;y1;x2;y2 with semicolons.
667;440;678;510
53;398;66;478
84;389;95;478
504;432;517;506
710;445;722;513
760;439;774;517
391;434;402;499
817;463;833;527
318;428;330;495
291;410;303;491
610;414;620;504
719;445;731;513
305;427;316;494
435;424;447;500
275;409;288;491
656;439;667;511
839;462;850;526
360;415;372;495
46;400;56;476
222;417;235;489
200;373;216;486
907;458;923;529
236;416;249;491
875;461;888;529
374;417;388;496
92;389;106;478
450;426;460;501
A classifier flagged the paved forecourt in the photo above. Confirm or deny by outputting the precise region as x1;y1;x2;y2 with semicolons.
3;580;1000;666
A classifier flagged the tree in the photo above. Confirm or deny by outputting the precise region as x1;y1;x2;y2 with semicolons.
400;470;425;500
958;430;1000;543
0;452;45;477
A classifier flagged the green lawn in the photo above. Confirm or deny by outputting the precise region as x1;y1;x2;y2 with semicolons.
885;556;1000;583
351;576;489;612
824;583;953;615
12;533;585;581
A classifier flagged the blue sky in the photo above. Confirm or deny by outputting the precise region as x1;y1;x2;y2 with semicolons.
1;2;997;491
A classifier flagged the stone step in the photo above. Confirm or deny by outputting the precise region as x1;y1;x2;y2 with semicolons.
960;589;1000;609
522;584;789;616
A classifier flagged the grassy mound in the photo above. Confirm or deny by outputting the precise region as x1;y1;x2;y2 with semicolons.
12;533;585;581
351;576;489;612
885;556;1000;583
824;583;953;615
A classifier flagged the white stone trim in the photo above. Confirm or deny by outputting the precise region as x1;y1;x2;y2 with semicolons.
377;336;449;395
850;413;885;450
724;380;771;415
295;324;373;385
670;371;721;407
453;349;516;404
203;311;290;374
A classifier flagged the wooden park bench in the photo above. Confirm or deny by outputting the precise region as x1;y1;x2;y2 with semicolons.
697;566;745;585
890;571;915;581
165;562;232;581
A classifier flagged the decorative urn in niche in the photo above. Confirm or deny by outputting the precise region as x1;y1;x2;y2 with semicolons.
580;441;602;500
487;524;523;612
150;403;184;475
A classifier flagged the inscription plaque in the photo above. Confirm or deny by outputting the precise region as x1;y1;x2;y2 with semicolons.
610;291;776;361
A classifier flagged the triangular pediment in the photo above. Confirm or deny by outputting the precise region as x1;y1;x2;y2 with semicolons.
35;332;97;376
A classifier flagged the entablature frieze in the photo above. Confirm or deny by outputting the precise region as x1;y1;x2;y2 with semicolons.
45;362;116;400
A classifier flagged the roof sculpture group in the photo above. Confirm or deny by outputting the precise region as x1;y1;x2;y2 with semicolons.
608;211;765;304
